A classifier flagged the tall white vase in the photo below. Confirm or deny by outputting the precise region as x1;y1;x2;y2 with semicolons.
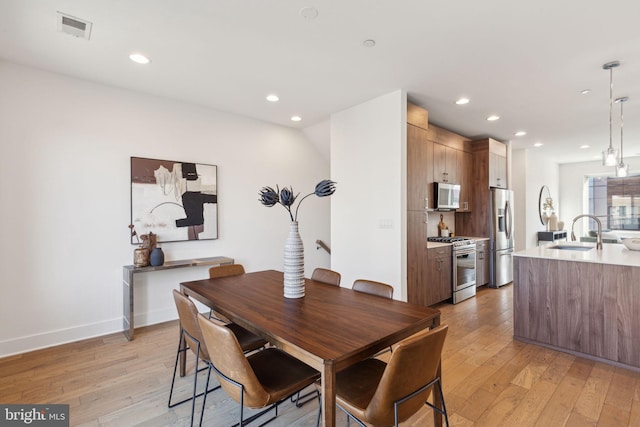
283;221;305;298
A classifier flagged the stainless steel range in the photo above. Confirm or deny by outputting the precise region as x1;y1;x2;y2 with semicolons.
427;237;477;304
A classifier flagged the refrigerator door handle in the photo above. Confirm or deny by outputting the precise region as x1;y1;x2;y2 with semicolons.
505;200;513;240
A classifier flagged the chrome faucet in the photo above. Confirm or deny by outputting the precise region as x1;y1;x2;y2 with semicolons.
571;214;603;250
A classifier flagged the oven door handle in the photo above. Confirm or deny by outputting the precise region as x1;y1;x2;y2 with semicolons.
455;249;476;256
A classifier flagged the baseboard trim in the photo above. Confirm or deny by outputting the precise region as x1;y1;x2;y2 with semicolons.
0;308;179;358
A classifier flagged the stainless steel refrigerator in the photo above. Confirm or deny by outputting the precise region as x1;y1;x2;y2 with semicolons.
489;188;514;288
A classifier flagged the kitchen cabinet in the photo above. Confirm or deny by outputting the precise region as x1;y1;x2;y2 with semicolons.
407;211;429;306
456;137;508;237
433;143;458;184
488;140;507;188
457;150;472;211
427;245;452;304
475;240;489;286
407;102;428;130
407;124;433;211
407;216;453;306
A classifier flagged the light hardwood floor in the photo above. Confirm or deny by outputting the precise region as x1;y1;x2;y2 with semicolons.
1;285;639;426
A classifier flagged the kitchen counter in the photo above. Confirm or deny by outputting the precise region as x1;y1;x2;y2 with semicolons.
514;241;640;267
513;243;640;371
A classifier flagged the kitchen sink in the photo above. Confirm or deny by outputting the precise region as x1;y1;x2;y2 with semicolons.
547;245;593;251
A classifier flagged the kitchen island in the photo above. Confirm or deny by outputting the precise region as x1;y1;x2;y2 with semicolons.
513;242;640;372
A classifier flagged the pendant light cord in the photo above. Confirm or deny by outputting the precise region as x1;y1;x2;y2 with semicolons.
620;99;624;162
608;65;618;153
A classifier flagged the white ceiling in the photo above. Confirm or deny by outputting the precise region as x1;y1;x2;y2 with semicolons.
2;1;640;165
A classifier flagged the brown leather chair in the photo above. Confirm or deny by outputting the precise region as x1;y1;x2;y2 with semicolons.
197;314;320;426
352;279;394;299
169;290;267;426
317;325;449;427
311;267;341;286
352;279;394;356
208;263;246;279
207;264;247;322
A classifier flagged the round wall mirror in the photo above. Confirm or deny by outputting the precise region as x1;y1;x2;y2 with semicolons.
538;185;551;225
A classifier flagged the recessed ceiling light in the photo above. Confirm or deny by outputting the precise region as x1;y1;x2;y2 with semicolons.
129;53;150;64
580;144;591;149
533;142;544;147
455;98;470;105
266;94;279;102
486;115;500;121
362;39;376;48
291;116;302;122
300;7;318;19
581;89;591;95
514;131;527;137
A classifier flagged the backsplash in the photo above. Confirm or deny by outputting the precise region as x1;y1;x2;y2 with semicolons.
427;211;456;237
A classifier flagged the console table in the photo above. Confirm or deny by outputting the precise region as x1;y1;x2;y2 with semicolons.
537;230;567;246
122;256;233;340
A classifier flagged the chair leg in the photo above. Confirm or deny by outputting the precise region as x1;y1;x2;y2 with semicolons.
423;378;450;427
199;363;213;427
169;328;220;426
435;378;450;427
291;385;318;408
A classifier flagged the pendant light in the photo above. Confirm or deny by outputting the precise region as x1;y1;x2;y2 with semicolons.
616;96;629;177
602;61;620;166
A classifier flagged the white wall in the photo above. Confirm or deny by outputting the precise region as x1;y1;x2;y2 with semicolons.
511;148;560;249
330;90;406;300
0;60;331;357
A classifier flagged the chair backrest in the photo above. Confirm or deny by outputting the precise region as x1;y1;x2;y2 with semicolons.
172;289;211;362
197;314;270;407
311;268;341;286
209;263;245;279
364;325;448;425
352;279;394;299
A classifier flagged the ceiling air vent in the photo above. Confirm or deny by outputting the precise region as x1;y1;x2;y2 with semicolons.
57;12;92;40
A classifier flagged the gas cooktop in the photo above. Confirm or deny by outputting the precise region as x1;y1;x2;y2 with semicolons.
427;236;467;243
428;236;476;248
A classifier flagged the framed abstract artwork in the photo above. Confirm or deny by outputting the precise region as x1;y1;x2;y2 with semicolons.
130;157;218;243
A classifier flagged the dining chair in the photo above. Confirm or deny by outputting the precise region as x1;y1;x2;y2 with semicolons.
207;263;247;322
310;267;341;286
316;324;449;427
352;279;394;299
197;314;321;426
169;290;267;426
352;279;395;356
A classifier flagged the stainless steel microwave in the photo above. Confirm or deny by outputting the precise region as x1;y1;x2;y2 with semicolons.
434;182;461;210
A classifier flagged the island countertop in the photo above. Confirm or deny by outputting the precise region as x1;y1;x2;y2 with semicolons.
514;242;640;267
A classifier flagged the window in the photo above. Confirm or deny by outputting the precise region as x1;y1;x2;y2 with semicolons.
587;176;640;231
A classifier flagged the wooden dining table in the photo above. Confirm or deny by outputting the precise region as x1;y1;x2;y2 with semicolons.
180;270;442;427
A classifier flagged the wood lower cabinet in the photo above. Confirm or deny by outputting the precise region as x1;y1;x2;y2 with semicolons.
407;214;453;307
427;246;452;304
475;240;489;286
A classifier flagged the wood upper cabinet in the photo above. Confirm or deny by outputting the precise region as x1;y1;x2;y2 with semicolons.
407;102;428;130
457;150;472;211
457;137;508;237
488;139;507;188
407;124;433;211
433;143;458;184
